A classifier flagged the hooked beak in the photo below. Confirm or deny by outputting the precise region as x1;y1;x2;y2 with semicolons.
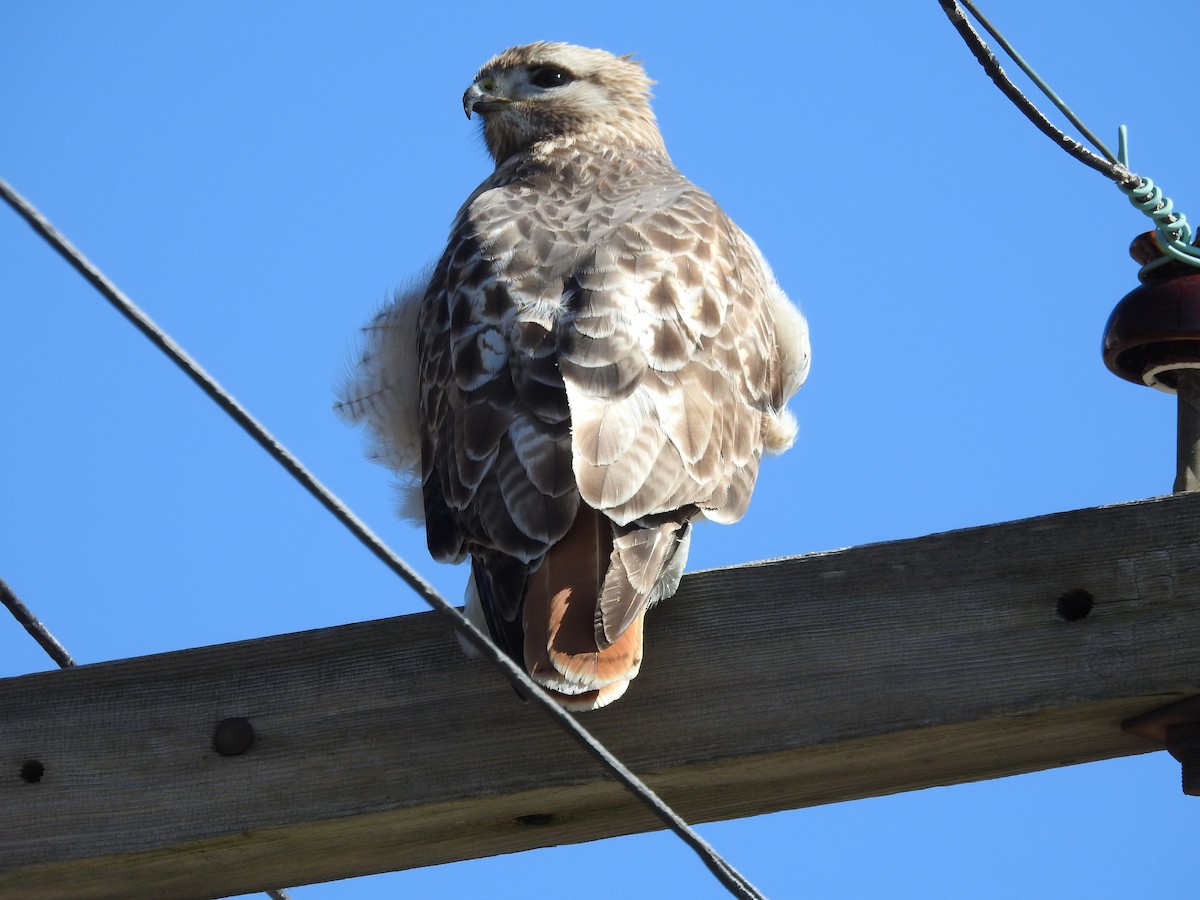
462;82;507;119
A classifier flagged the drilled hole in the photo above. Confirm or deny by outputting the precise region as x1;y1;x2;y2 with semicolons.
212;717;255;757
515;813;555;827
1056;588;1095;622
20;760;44;783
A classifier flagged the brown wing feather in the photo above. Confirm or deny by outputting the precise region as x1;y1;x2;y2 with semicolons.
597;514;692;647
417;227;579;569
556;173;784;530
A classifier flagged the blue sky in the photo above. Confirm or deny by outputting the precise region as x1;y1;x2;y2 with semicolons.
3;2;1198;897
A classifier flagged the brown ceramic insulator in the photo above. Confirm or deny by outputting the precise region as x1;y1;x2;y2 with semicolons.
1102;231;1200;392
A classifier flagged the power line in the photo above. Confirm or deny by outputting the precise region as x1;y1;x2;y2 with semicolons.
955;0;1118;165
935;0;1131;183
0;577;76;669
0;176;766;900
938;0;1200;271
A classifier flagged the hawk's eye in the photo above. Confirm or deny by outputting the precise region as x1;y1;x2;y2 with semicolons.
530;66;573;89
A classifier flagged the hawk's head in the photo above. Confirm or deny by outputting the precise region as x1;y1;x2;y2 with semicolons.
463;42;664;164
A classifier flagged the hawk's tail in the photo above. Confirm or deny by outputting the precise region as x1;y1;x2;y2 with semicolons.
521;504;691;711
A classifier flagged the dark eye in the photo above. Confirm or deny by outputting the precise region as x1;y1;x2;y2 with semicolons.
530;66;573;89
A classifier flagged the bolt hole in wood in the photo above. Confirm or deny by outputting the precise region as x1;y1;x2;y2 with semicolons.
1056;588;1095;622
515;813;555;827
19;760;44;783
212;717;255;756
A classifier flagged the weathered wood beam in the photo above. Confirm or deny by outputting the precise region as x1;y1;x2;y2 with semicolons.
3;492;1200;899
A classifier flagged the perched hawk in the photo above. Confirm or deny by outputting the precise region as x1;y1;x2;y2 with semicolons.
338;42;810;710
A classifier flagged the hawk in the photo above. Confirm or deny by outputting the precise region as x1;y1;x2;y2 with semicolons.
338;42;810;710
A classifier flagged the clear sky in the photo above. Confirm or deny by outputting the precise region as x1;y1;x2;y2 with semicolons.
3;2;1199;898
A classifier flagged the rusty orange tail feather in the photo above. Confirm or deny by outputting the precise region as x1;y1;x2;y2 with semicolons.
522;504;645;708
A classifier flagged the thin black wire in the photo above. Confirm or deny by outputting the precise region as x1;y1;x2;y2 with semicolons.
0;176;765;900
956;0;1117;162
941;0;1200;271
937;0;1137;186
1;577;76;668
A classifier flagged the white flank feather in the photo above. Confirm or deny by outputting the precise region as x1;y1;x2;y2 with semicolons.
334;276;429;522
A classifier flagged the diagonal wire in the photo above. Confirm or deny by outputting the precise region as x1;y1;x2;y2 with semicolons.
935;0;1135;185
937;0;1200;271
1;576;76;668
0;176;765;900
956;0;1117;163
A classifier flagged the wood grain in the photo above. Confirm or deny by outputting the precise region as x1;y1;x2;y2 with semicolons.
3;492;1200;899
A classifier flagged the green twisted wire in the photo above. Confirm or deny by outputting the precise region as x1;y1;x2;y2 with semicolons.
946;1;1200;272
1116;126;1199;271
